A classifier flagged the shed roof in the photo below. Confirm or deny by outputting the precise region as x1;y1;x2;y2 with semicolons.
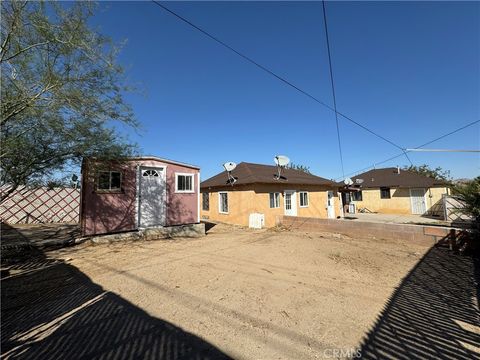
201;162;336;189
347;167;447;189
84;156;200;170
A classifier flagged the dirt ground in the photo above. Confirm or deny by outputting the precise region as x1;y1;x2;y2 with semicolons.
28;223;430;359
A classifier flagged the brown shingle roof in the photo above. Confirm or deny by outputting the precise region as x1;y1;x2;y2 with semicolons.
201;162;336;189
348;167;447;189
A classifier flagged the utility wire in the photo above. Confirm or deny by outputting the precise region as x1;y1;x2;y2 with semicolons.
337;119;480;181
322;1;344;178
406;149;480;152
151;0;408;154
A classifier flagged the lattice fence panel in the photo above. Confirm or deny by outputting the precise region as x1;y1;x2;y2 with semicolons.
443;194;472;223
0;186;80;224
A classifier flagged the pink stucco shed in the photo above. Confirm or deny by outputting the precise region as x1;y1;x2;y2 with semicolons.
80;156;200;236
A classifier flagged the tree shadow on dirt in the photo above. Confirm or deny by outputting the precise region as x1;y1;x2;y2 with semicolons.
359;243;480;359
1;245;230;359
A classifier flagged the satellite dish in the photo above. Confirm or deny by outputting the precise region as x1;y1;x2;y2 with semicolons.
344;178;354;186
274;155;290;180
223;162;237;172
223;161;237;186
274;155;290;167
355;178;364;184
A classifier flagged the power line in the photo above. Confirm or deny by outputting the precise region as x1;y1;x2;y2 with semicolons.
151;0;408;154
337;119;480;180
405;149;480;153
322;0;344;178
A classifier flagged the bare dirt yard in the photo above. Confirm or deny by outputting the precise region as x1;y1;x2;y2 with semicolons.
2;223;479;359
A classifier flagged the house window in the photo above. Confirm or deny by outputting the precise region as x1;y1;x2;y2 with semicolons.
269;192;280;208
202;192;210;211
175;173;194;193
219;192;228;214
380;187;391;199
299;191;309;207
351;191;363;201
97;171;122;191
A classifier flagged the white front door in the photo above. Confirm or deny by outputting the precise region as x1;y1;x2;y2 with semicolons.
327;191;335;218
410;188;426;214
139;167;166;227
284;190;297;216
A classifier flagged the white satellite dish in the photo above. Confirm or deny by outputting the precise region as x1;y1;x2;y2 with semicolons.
223;161;237;186
274;155;290;167
274;155;290;180
344;178;354;186
223;162;237;172
355;178;364;184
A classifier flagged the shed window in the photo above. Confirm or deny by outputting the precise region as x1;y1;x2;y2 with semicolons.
299;192;309;207
219;192;228;214
202;192;210;211
176;173;194;193
97;171;122;191
352;191;363;201
380;187;391;199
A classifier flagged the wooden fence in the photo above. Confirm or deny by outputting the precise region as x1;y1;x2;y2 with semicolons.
0;186;80;224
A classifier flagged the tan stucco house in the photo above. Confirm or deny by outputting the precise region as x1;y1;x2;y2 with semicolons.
200;162;339;227
341;167;450;215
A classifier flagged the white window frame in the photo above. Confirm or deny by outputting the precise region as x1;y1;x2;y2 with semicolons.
299;191;309;207
97;171;122;192
175;173;195;193
269;192;280;208
218;192;229;214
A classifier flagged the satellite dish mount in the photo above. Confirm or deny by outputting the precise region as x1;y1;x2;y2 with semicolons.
274;155;290;180
223;162;237;186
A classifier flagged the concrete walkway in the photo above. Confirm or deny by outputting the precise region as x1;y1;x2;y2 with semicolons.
344;213;447;225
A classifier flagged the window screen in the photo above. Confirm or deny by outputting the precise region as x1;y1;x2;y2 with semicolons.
176;174;193;192
202;192;210;211
97;171;122;191
299;192;309;207
219;192;228;213
269;193;280;208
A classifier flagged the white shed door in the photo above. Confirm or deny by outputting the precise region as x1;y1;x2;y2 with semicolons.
410;188;426;215
139;167;166;227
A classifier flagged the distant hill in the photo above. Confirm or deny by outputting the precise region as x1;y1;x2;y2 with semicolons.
452;178;473;185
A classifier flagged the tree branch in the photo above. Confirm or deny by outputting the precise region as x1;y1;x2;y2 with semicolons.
1;41;51;63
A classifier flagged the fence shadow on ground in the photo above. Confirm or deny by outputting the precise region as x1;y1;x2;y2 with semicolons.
1;246;231;360
359;244;480;359
1;222;80;251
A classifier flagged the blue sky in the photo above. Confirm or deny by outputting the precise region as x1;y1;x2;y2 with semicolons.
91;1;479;180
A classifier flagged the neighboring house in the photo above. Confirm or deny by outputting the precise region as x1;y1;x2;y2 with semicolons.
80;156;200;236
341;167;449;215
200;162;338;228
